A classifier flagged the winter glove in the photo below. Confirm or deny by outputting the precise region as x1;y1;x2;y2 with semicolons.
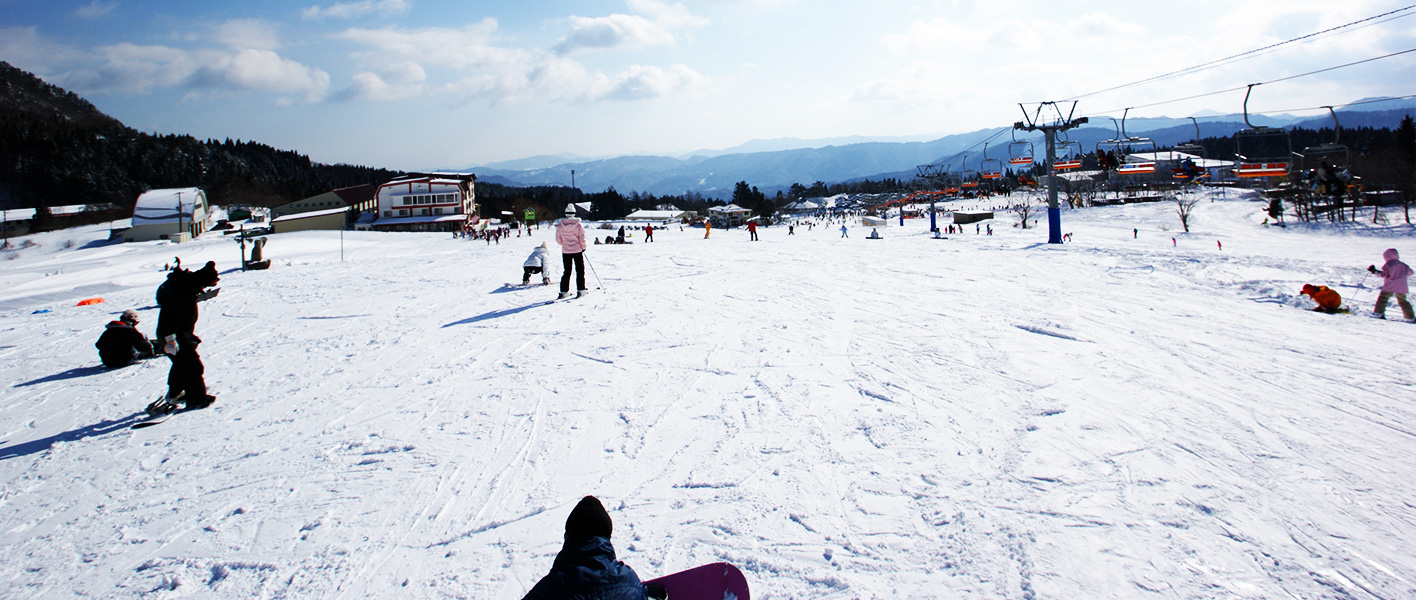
646;584;668;600
1368;265;1378;274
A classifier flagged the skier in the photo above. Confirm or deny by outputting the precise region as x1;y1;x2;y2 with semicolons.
616;226;626;245
95;309;157;368
522;496;661;600
703;220;711;239
644;224;654;242
555;206;588;300
1369;248;1414;320
1299;284;1343;314
155;261;220;409
522;242;551;286
747;220;758;241
840;224;848;238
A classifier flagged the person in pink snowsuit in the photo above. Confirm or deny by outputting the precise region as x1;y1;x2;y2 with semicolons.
1369;248;1414;320
555;206;588;299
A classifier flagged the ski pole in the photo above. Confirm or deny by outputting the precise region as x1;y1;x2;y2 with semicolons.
584;252;604;291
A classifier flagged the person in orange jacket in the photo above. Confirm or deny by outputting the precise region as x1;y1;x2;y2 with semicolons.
1300;284;1342;313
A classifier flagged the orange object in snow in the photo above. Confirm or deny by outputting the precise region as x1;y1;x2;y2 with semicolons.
76;297;105;306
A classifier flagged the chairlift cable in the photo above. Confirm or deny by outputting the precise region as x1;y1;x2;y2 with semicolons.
1083;48;1414;118
1059;4;1416;102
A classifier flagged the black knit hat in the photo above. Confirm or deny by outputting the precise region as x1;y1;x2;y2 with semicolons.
565;496;613;540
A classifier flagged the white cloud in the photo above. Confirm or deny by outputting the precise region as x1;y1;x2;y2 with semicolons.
628;0;710;29
337;62;426;101
302;0;410;21
555;13;675;55
594;63;706;101
195;49;331;102
213;19;282;51
73;1;119;19
554;1;707;54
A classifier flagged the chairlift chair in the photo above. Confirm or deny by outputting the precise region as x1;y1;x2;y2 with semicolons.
1297;106;1350;172
1097;111;1157;175
980;143;1004;180
1008;129;1035;166
1234;84;1293;179
1053;139;1084;171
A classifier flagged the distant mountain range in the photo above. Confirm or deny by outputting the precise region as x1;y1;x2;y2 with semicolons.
469;98;1414;198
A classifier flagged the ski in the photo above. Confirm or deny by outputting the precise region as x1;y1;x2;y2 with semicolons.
643;562;750;600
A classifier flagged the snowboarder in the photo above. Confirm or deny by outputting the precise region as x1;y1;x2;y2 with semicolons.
1369;248;1414;320
555;206;588;300
523;242;551;286
522;496;660;600
155;261;220;409
1299;284;1343;314
616;226;626;245
95;309;157;368
747;221;758;241
703;220;711;239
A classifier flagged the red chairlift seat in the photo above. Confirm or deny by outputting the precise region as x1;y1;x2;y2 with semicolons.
1117;162;1155;175
1236;162;1289;178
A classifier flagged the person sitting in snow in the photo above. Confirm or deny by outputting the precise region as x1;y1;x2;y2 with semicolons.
1299;284;1343;314
522;242;551;286
95;309;158;368
1369;248;1414;320
155;261;220;409
522;496;662;600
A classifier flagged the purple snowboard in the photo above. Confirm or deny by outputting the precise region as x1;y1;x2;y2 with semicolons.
644;562;750;600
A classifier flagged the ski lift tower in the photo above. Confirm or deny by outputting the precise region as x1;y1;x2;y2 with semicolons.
1015;101;1088;244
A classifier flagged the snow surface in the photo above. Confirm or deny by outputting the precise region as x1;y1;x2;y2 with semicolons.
0;188;1413;599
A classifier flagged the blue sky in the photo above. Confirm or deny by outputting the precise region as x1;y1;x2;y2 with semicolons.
1;0;1413;171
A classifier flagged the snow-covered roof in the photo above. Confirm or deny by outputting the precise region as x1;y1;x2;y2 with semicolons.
626;209;688;221
132;188;205;226
708;204;751;214
1;205;89;222
272;207;349;223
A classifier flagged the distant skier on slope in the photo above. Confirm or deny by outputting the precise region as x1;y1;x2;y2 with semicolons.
522;496;662;600
555;206;588;300
1369;248;1414;320
1299;284;1343;314
155;261;220;409
522;242;551;286
95;309;158;368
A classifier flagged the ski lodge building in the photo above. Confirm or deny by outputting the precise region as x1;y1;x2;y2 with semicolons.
371;174;477;233
124;187;213;243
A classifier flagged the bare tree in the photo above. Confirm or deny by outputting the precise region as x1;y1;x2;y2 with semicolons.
1009;196;1040;229
1174;194;1201;233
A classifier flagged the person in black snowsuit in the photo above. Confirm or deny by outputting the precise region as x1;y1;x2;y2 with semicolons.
156;261;219;408
522;496;661;600
95;309;157;368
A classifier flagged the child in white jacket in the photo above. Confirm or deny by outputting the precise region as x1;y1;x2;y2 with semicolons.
523;242;551;285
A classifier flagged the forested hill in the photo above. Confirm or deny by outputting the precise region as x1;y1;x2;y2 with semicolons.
0;61;400;210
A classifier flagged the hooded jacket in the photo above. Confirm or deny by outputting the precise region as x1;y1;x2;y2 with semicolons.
556;217;587;254
1379;248;1412;294
522;536;646;600
524;245;550;268
95;320;152;367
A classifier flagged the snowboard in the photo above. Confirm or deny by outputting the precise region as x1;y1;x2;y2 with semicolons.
643;562;750;600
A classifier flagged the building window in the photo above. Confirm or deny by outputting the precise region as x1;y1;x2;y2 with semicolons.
384;211;391;217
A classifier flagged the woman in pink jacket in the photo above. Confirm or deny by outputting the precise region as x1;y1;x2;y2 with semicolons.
555;206;588;299
1369;248;1413;320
